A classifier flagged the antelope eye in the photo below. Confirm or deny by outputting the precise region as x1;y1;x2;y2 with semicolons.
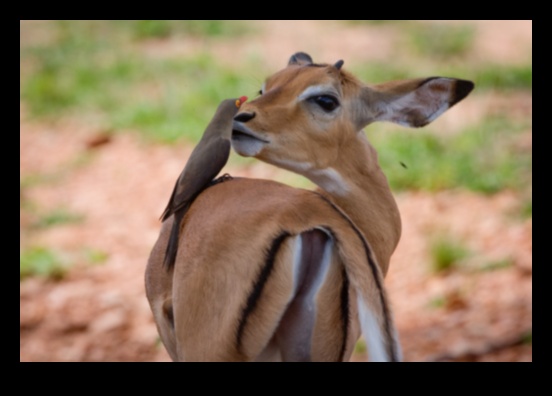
310;95;339;112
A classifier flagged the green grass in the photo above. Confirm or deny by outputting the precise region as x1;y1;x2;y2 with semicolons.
20;21;259;143
131;20;174;38
522;199;532;218
428;296;446;309
20;246;108;281
429;237;470;273
354;62;532;92
109;56;256;142
32;208;84;229
82;248;109;265
44;20;249;43
353;62;415;84
22;46;257;142
343;20;400;26
126;20;250;39
354;338;367;354
355;62;532;91
344;21;531;90
473;64;532;90
20;247;68;280
480;258;514;272
522;330;532;345
370;117;532;194
408;23;475;58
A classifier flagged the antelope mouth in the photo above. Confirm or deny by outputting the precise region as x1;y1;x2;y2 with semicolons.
231;122;269;157
231;122;269;143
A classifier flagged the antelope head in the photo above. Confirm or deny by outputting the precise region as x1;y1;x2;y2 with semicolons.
231;51;474;193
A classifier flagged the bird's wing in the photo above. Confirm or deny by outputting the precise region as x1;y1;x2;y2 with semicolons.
160;138;231;221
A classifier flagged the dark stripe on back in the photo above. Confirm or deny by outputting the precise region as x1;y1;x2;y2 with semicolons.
338;266;350;362
313;192;399;362
236;231;291;352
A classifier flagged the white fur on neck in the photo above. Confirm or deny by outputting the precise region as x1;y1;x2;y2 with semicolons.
308;167;350;196
271;158;350;196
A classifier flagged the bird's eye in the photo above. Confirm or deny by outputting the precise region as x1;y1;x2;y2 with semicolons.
310;95;339;112
258;83;266;96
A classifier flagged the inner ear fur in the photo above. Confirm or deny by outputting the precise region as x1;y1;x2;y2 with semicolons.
356;77;474;129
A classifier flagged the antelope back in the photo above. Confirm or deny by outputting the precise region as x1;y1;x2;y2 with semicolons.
146;178;398;361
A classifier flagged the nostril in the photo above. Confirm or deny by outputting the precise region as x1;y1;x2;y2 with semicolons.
234;112;256;122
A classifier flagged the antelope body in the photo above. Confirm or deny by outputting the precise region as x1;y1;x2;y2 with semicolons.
145;52;474;362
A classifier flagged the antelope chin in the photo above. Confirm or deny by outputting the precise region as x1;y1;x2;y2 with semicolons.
231;122;269;157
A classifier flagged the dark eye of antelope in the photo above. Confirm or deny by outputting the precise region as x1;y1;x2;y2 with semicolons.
310;95;339;112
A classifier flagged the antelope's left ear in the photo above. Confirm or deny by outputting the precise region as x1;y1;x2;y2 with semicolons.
288;52;314;66
359;77;474;129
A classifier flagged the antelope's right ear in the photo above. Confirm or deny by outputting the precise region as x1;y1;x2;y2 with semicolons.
288;52;313;66
356;77;474;129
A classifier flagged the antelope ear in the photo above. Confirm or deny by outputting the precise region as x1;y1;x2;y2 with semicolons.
288;52;313;66
358;77;474;129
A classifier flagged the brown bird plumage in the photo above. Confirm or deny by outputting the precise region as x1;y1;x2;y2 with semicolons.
161;98;241;269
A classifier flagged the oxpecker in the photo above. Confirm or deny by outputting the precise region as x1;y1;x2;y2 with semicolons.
161;96;247;269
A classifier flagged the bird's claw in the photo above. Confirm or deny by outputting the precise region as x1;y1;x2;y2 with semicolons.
209;173;234;187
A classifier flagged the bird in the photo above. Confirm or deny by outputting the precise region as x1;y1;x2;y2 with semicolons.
160;96;247;270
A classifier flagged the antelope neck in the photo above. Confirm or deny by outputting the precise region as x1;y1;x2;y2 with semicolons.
314;133;401;275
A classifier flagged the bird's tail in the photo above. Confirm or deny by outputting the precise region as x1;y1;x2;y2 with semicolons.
163;206;189;270
160;179;179;222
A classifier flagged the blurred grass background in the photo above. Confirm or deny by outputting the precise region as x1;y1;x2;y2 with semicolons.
20;20;532;278
20;21;255;142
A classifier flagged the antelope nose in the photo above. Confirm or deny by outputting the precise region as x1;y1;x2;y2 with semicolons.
234;112;255;123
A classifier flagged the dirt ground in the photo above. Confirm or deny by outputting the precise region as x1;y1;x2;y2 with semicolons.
20;20;532;362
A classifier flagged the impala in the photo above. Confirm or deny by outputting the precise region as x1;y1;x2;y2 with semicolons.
145;52;474;362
